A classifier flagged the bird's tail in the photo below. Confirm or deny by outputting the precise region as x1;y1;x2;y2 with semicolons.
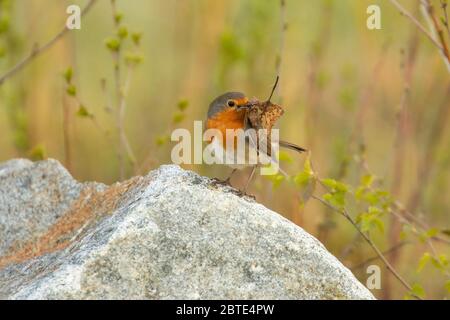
279;140;307;153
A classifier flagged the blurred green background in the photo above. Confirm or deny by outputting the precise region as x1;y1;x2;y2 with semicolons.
0;0;449;299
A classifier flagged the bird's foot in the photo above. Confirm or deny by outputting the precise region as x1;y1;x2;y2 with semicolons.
236;189;256;200
210;178;256;200
211;177;232;186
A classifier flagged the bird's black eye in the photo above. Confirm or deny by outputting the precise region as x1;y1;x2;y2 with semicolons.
227;100;236;107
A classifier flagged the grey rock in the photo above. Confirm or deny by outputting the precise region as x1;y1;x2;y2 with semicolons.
0;159;105;258
0;159;374;300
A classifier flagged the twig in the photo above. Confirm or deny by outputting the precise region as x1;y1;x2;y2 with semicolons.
406;86;450;211
118;65;137;168
312;195;422;300
267;76;280;102
389;0;444;52
340;42;390;180
0;0;98;86
386;28;419;299
389;207;450;278
353;149;450;247
357;156;450;248
351;241;411;271
100;78;114;113
109;0;126;180
274;0;287;101
420;0;450;72
440;0;450;38
389;205;450;246
304;1;333;149
62;94;73;172
109;0;137;179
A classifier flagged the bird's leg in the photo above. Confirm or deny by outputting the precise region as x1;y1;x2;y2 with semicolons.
212;168;237;186
241;165;257;197
224;168;238;184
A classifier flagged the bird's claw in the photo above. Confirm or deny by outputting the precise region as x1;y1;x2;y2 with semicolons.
211;177;232;187
237;189;256;200
210;178;256;200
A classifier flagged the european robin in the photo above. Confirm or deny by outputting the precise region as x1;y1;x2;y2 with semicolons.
206;91;306;192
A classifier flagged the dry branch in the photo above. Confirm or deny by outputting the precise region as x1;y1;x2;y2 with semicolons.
0;0;98;86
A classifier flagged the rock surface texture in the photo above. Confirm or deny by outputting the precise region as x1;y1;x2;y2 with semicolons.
0;159;374;299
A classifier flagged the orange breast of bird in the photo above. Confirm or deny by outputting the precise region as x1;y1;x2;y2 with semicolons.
206;108;246;149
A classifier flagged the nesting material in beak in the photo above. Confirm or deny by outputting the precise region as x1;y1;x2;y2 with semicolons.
236;99;259;110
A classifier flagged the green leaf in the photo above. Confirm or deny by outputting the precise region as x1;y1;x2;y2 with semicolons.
156;135;169;146
28;144;46;161
419;228;440;243
321;178;348;193
356;210;384;234
294;172;311;187
358;213;372;233
76;105;92;118
66;84;77;96
445;280;450;293
0;16;10;34
361;174;375;187
425;228;439;238
131;32;142;46
333;192;346;208
63;67;73;84
362;191;380;206
278;151;293;164
114;12;124;24
355;186;365;200
266;174;285;189
117;25;128;39
368;206;381;215
105;37;121;52
177;99;189;111
372;217;385;234
430;257;445;271
295;156;316;204
294;156;314;187
323;192;346;209
303;155;313;175
356;187;391;207
335;181;348;193
410;283;426;299
417;252;431;273
438;254;448;267
172;112;185;124
321;178;337;189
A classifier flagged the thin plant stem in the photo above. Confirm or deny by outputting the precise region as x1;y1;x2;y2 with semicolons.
311;195;422;300
389;0;444;51
118;65;137;169
62;94;72;172
109;0;126;180
274;0;287;101
351;241;411;271
421;0;450;62
0;0;98;85
440;0;450;38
